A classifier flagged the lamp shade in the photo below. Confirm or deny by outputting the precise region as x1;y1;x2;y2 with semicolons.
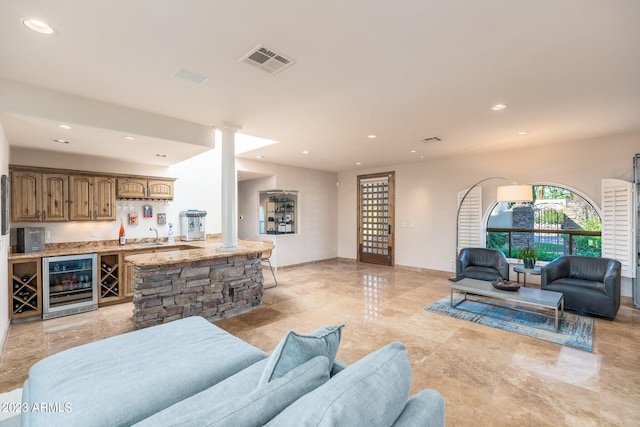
496;185;533;203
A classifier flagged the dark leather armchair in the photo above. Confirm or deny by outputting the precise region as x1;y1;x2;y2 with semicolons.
456;248;509;282
541;255;621;319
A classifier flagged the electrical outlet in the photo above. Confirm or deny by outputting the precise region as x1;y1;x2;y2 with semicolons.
90;229;97;238
45;230;51;239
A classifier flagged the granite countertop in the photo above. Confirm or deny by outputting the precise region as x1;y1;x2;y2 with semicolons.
8;235;273;265
7;235;209;260
124;239;273;267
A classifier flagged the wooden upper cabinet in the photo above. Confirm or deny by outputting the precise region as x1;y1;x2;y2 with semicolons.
116;178;147;198
147;180;174;200
69;175;115;221
94;176;115;220
10;170;42;222
42;173;68;221
10;166;174;222
11;170;68;222
116;178;174;200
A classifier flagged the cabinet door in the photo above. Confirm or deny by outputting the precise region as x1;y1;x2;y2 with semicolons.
93;177;115;220
116;178;147;198
68;175;93;220
124;262;134;298
147;180;174;200
10;170;42;222
41;173;68;221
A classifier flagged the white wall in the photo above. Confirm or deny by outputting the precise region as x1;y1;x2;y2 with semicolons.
238;176;276;239
169;147;222;237
0;124;9;347
338;131;639;295
237;159;338;267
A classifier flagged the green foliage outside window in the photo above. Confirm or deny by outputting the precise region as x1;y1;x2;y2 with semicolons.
486;185;601;259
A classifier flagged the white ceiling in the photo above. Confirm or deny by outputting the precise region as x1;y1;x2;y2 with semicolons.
1;1;639;172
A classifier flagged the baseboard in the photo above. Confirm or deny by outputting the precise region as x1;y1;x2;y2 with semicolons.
274;257;453;279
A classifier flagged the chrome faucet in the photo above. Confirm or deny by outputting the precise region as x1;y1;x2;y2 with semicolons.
150;227;160;244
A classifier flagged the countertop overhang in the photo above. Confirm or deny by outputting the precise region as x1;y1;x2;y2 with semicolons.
124;239;273;267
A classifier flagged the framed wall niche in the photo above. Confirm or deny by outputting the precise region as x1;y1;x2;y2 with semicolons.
259;190;298;235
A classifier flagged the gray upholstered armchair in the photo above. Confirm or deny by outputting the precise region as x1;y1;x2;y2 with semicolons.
541;255;621;319
456;248;510;282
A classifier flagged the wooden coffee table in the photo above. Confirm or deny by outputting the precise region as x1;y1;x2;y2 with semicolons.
451;278;564;332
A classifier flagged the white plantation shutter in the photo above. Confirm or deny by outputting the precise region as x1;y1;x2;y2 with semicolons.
457;187;482;251
601;178;635;278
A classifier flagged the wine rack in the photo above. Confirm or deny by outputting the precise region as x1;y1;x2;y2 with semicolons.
98;253;121;304
10;259;42;321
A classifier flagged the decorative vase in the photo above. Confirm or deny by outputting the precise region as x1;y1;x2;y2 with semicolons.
523;258;535;269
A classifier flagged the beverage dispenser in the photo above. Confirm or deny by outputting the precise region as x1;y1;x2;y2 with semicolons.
180;210;207;241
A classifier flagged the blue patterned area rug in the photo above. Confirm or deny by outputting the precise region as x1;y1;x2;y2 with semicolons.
424;296;593;352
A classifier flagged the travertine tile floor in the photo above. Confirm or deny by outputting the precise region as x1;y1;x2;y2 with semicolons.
1;260;639;426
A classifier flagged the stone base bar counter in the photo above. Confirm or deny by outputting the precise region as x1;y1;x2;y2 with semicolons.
126;239;272;329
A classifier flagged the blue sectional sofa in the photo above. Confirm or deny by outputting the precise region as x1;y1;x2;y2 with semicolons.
21;316;445;426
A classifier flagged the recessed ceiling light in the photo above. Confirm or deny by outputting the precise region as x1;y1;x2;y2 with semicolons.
58;124;71;130
256;155;264;160
420;155;424;159
22;18;56;35
491;104;507;111
516;131;529;135
155;154;167;158
53;139;69;144
410;150;417;153
301;150;310;155
124;136;135;141
355;162;362;166
367;135;377;139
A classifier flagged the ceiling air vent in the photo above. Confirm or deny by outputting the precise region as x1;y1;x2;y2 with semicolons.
240;44;296;75
421;136;442;143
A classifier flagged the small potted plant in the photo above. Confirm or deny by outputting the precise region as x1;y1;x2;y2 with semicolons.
519;244;538;269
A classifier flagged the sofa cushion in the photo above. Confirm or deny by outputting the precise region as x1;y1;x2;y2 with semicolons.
392;389;445;427
23;316;268;427
135;355;331;427
549;278;605;292
259;324;344;385
265;341;411;427
462;266;500;281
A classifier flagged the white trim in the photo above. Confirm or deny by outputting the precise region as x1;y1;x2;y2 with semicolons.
602;178;635;278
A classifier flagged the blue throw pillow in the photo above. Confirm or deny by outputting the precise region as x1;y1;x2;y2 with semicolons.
259;324;344;385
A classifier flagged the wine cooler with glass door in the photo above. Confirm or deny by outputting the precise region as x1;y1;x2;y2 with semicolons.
42;253;98;319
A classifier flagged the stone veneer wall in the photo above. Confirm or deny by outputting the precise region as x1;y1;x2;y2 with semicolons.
133;253;263;329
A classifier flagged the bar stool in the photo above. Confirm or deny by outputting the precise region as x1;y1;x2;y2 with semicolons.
261;241;278;289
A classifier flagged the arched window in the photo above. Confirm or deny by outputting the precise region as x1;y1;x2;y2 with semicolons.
486;184;601;261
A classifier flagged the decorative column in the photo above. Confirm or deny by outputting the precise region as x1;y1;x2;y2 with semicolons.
219;122;242;251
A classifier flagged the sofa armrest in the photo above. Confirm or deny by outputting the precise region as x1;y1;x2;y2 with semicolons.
496;254;510;280
603;260;622;299
541;257;569;286
456;250;470;278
